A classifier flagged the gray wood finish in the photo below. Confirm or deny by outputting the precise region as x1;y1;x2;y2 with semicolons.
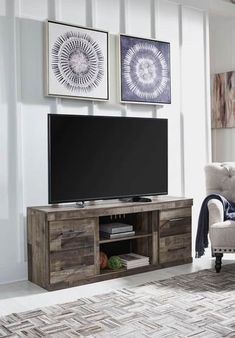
27;196;193;290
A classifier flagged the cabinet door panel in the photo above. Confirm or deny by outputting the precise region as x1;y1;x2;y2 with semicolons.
50;218;97;251
50;266;96;285
50;249;94;271
159;208;191;237
159;233;191;264
49;218;99;285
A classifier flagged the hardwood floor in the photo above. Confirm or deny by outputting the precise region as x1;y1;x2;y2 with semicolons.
0;253;234;317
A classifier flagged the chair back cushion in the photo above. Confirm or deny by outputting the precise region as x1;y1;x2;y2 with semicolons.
205;162;235;202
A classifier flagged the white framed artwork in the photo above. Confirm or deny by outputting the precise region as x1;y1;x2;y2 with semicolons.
46;20;109;101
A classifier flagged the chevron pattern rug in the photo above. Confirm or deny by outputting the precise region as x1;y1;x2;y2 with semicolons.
1;265;235;337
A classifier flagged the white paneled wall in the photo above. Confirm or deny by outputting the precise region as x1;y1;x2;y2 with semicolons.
96;0;120;32
181;7;209;242
0;0;210;283
210;15;235;162
60;0;87;25
127;0;152;37
21;0;48;20
157;1;182;196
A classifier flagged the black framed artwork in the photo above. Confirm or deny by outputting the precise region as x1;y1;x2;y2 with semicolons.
46;20;109;101
119;34;171;105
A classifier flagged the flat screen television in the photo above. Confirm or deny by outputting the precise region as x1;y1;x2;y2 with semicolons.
48;114;168;204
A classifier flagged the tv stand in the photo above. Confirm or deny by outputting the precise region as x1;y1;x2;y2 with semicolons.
120;196;152;203
27;196;193;291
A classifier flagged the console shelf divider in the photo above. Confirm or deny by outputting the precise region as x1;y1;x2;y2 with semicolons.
99;233;152;244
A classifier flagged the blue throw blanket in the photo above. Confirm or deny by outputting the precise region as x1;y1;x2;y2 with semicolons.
195;194;235;258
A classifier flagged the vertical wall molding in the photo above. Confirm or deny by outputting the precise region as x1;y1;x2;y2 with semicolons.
85;0;96;115
178;4;185;196
119;0;128;116
231;20;235;161
15;0;21;16
7;0;19;216
120;0;128;34
151;0;158;118
4;0;26;272
86;0;96;27
151;0;159;38
47;0;61;21
54;0;62;114
15;0;26;263
47;0;55;20
150;0;164;118
203;12;212;163
47;0;62;114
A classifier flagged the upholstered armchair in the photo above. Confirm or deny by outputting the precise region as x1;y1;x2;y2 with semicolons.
205;162;235;272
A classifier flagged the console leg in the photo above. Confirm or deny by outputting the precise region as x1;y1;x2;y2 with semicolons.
215;253;223;273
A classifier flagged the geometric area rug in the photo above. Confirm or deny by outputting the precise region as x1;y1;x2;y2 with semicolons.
1;265;235;337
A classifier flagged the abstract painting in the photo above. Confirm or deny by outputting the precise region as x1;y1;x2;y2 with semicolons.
119;34;171;105
46;20;109;101
211;71;235;128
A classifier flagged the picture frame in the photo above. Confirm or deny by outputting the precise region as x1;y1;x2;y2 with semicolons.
45;20;109;101
119;34;171;105
211;71;235;128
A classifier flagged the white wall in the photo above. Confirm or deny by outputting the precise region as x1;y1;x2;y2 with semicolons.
210;14;235;161
0;0;210;284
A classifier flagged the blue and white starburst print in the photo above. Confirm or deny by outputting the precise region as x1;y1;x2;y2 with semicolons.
51;31;104;93
120;35;171;104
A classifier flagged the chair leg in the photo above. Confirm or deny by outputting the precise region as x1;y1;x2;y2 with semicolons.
211;248;215;257
215;253;223;273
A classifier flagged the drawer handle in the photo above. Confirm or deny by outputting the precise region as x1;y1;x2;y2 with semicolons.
168;246;187;252
60;230;82;236
169;217;186;223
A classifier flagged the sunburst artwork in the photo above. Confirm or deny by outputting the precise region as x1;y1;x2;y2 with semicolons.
46;20;109;101
119;34;171;105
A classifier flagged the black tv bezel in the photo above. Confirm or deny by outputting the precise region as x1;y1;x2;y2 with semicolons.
48;114;168;204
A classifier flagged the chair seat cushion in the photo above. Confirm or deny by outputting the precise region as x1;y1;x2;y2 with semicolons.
210;220;235;249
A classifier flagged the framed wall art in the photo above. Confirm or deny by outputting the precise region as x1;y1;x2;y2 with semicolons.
119;34;171;105
46;20;109;101
211;71;235;128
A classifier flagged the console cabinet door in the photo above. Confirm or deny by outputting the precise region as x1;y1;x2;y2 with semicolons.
159;208;192;264
49;218;99;288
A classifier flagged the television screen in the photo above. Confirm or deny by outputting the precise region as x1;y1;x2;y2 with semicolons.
48;114;168;204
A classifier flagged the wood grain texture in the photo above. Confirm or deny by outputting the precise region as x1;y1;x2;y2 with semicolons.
132;237;152;261
99;233;152;244
159;233;192;264
49;218;99;286
159;207;192;237
49;218;97;251
27;208;33;281
48;264;159;290
134;212;152;234
31;196;193;221
159;207;191;221
27;208;49;289
27;197;193;290
151;210;159;265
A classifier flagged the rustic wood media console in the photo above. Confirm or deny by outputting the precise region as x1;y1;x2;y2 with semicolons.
27;196;193;291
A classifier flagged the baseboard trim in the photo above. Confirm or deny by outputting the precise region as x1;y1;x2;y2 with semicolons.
0;262;27;284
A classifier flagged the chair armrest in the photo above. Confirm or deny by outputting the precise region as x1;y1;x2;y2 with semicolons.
207;199;224;227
